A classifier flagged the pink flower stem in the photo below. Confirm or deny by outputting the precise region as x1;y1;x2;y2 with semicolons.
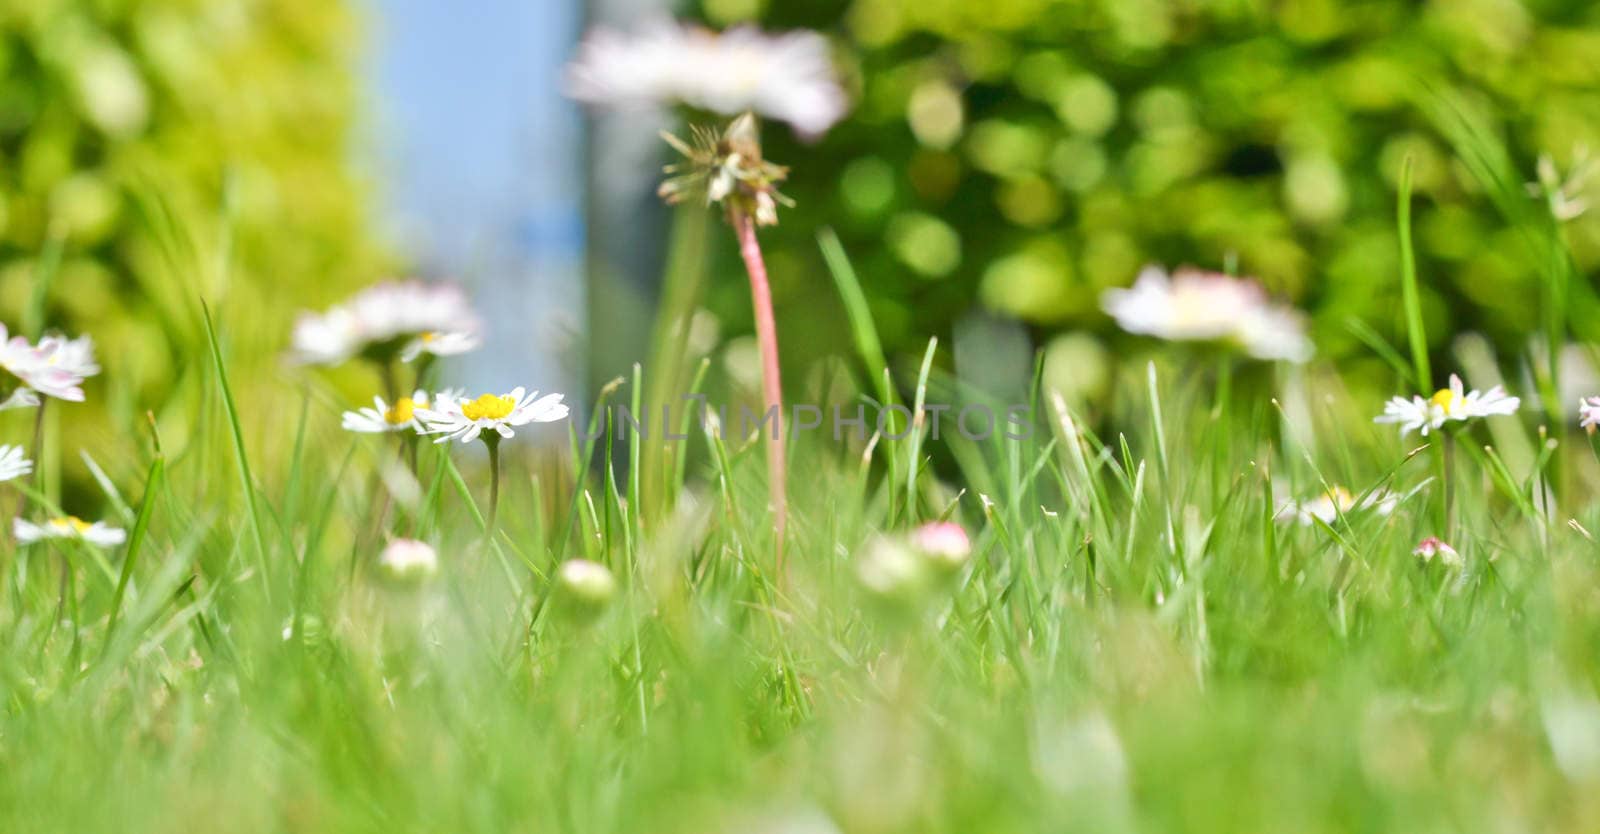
732;211;788;576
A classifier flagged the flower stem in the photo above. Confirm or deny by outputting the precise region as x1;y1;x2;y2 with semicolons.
1442;432;1456;537
17;401;46;522
379;358;400;404
484;434;502;540
732;211;788;575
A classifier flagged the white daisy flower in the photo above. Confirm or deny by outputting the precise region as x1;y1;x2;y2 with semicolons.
566;20;848;137
399;331;480;363
1528;146;1593;222
290;306;362;367
1275;486;1399;526
856;536;923;599
1413;536;1463;569
0;323;92;403
556;559;618;607
0;445;33;482
291;281;482;366
0;388;39;412
416;387;569;444
1374;374;1520;437
342;388;464;434
1100;265;1313;362
1579;396;1600;431
32;332;101;379
14;516;127;547
378;538;439;583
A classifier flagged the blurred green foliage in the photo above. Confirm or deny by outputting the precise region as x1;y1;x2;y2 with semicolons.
0;0;384;409
707;0;1600;374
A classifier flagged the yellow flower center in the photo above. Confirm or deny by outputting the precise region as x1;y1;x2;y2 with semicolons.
420;331;439;343
1323;486;1354;510
50;516;91;534
384;397;417;425
1429;388;1461;411
461;393;515;421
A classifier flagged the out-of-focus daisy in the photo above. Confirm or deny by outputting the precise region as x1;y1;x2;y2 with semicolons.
0;445;32;482
1374;374;1520;437
32;333;100;379
0;324;93;403
1579;396;1600;431
416;387;569;444
0;388;39;411
291;281;482;366
556;559;618;612
1100;265;1313;362
1528;146;1593;222
1275;486;1399;526
399;331;480;363
856;536;923;601
565;20;847;137
342;388;463;434
378;538;439;583
14;516;126;547
1413;536;1463;569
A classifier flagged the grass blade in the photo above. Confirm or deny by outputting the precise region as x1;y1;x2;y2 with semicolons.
200;300;270;598
101;450;165;656
1397;156;1432;391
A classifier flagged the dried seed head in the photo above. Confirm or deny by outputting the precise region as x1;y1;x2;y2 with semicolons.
658;112;793;226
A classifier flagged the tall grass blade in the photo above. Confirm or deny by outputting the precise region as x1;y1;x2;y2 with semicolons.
1396;157;1432;391
200;300;270;596
101;451;164;657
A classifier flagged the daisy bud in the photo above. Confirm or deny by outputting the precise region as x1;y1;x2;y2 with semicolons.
910;521;971;574
378;538;439;584
555;559;617;619
1413;536;1463;570
856;536;928;604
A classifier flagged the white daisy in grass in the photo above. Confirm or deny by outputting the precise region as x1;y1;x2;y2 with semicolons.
379;538;439;583
1528;146;1593;222
556;559;618;609
0;324;93;403
342;388;464;434
1579;396;1600;431
0;388;39;412
32;332;100;379
1100;265;1313;362
1413;536;1464;569
416;387;569;444
1275;486;1399;526
0;445;32;482
290;305;361;366
399;331;480;363
291;281;482;366
1375;374;1520;437
566;20;847;137
14;516;126;547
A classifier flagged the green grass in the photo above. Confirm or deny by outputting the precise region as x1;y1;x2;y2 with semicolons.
4;319;1600;833
4;153;1600;831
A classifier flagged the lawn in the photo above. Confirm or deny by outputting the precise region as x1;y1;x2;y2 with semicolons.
2;202;1598;832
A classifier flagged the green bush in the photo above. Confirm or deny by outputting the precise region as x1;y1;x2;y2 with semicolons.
0;0;384;407
724;0;1600;373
